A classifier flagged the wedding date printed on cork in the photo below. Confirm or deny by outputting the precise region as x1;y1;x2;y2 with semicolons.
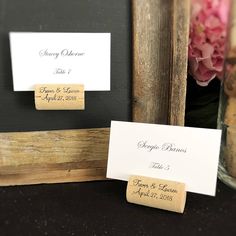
126;176;186;213
35;84;84;110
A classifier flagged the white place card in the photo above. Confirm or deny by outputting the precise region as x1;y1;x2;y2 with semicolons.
107;121;222;196
9;32;111;91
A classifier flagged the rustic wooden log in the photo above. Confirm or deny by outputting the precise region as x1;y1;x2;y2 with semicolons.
0;128;109;186
132;0;190;125
169;0;190;125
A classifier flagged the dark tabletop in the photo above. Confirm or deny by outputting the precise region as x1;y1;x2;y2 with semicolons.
0;180;235;236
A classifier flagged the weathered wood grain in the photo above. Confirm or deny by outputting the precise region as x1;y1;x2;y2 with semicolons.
132;0;190;125
169;0;190;125
0;128;109;186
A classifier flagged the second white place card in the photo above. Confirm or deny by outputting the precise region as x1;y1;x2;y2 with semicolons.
107;121;222;196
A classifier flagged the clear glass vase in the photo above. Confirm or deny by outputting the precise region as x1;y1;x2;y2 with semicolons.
217;64;236;190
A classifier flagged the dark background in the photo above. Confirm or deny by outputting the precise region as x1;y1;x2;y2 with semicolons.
185;76;221;129
0;0;131;132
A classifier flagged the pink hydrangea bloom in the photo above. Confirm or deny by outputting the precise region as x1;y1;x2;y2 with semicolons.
188;0;230;86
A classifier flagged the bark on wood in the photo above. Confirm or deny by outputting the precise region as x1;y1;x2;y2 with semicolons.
132;0;190;125
0;128;109;186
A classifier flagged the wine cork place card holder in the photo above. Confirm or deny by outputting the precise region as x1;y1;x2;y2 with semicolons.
35;84;85;110
10;32;111;111
127;175;186;213
107;121;222;214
